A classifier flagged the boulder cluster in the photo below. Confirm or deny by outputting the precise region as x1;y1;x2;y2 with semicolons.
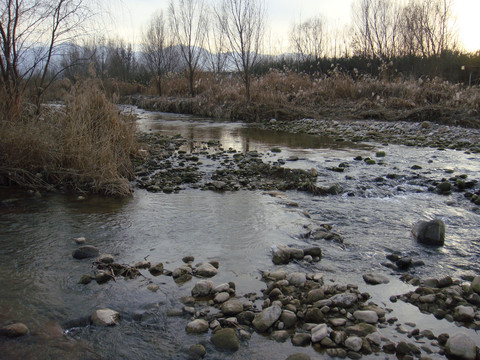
134;133;344;196
393;275;480;329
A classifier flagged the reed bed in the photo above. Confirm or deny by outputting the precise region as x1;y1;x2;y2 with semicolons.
0;80;138;196
132;68;479;127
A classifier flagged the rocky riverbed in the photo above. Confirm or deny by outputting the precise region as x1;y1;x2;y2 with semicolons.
2;112;480;360
259;118;480;153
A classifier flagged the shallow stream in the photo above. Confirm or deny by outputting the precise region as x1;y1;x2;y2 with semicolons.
1;109;479;359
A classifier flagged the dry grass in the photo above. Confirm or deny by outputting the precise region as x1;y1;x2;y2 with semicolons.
0;80;138;196
132;68;480;127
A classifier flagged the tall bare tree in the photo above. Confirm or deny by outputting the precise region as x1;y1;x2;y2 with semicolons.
169;0;207;97
0;0;96;118
290;16;327;62
142;11;176;95
205;6;229;73
218;0;265;103
399;0;457;57
351;0;401;59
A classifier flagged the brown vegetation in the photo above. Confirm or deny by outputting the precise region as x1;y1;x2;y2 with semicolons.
127;69;480;128
0;80;138;196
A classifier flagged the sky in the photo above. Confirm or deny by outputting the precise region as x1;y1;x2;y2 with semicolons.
108;0;480;53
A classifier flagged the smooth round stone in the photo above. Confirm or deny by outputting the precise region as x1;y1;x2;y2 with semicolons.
185;319;209;334
214;292;230;303
211;328;239;351
0;323;29;337
91;309;119;326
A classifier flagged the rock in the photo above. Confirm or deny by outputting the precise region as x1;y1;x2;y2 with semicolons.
221;300;243;316
353;310;378;324
95;271;112;284
187;344;206;360
149;262;164;276
329;318;347;327
454;305;475;322
437;181;452;194
212;283;230;293
74;237;86;244
72;245;99;259
363;273;389;285
252;305;282;333
134;260;151;269
182;255;195;263
345;323;377;337
172;265;192;279
79;274;93;284
306;288;325;303
268;288;283;300
214;292;230;303
287;272;307;286
195;263;218;278
96;254;114;264
268;270;287;281
0;322;29;337
272;248;290;265
281;310;298;328
91;309;119;326
311;323;330;343
396;341;412;356
211;328;239;352
305;308;325;323
412;219;445;246
237;311;255;325
303;247;322;258
272;330;290;342
287;248;304;260
446;333;477;360
147;284;159;292
366;332;382;346
396;257;412;269
186;319;209;334
291;333;311;346
286;354;311;360
345;336;363;352
330;292;358;307
192;280;214;297
471;276;480;294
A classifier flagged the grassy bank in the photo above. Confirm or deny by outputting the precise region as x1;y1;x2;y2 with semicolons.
0;81;138;197
124;69;480;128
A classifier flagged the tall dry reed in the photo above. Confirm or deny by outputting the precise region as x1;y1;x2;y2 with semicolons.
0;80;138;196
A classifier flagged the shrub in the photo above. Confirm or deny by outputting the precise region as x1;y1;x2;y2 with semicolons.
0;80;138;196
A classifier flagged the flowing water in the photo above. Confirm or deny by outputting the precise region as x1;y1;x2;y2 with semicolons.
1;109;479;359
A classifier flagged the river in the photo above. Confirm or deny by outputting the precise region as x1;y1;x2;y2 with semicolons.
1;109;479;359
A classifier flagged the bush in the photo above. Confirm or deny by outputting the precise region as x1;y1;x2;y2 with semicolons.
0;80;138;196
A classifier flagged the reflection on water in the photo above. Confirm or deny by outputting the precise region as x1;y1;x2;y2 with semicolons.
1;111;480;359
134;109;370;153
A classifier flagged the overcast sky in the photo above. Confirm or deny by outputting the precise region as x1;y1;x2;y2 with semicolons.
108;0;479;52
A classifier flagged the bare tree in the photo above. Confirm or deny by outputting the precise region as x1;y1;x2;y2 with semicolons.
351;0;401;59
399;0;457;57
142;11;176;95
290;16;327;62
0;0;97;118
169;0;208;97
218;0;265;103
205;6;229;73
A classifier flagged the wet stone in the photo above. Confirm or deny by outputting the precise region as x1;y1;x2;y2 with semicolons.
149;262;164;276
291;333;312;347
0;322;29;337
187;344;206;360
211;328;239;352
72;245;99;259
